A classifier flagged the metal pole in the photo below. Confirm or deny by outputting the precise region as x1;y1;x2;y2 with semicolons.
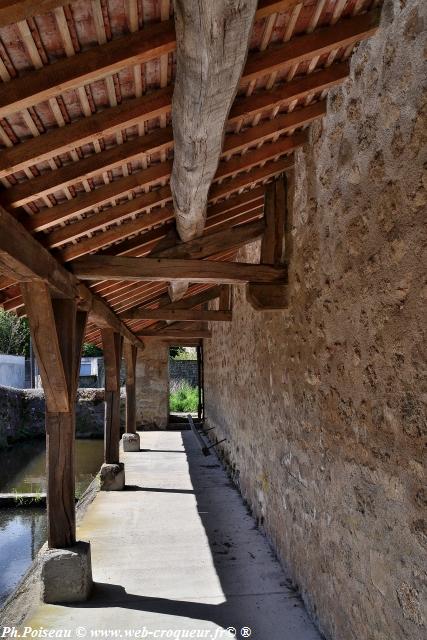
197;345;202;421
188;414;210;456
200;343;205;421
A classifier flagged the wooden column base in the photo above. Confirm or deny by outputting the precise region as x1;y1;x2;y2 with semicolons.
246;283;289;310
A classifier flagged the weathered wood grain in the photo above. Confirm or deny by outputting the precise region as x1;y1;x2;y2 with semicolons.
101;329;123;465
72;256;287;284
170;0;258;241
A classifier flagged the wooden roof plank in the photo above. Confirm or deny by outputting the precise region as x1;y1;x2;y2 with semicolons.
0;87;173;179
0;0;299;30
241;9;380;85
0;20;176;119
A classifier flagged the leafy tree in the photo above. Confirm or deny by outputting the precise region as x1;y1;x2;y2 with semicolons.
82;342;103;357
169;346;185;359
0;309;30;357
173;347;197;360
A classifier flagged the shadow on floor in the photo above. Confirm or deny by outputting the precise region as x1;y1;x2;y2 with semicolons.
69;581;300;632
70;431;319;639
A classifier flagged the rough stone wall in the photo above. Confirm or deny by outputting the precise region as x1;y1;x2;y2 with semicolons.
169;359;199;388
0;386;109;447
204;2;427;639
135;343;169;428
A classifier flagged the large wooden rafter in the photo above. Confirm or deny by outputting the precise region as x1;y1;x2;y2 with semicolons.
170;0;258;241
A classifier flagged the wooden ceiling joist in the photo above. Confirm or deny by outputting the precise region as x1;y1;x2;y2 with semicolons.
126;309;232;323
122;285;223;320
241;9;380;85
0;38;352;206
151;219;265;261
138;325;212;340
229;62;348;123
44;157;287;260
0;87;173;180
0;11;360;183
92;195;264;266
4;95;321;214
0;0;299;29
71;255;287;285
0;1;73;27
27;170;172;233
24;119;300;237
58;199;263;265
4;128;174;210
0;20;176;120
95;248;241;306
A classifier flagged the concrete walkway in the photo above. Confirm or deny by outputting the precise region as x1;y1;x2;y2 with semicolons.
20;431;321;639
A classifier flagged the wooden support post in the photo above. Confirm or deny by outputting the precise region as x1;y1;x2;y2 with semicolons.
21;282;87;549
124;342;137;435
101;329;123;465
218;285;232;311
247;175;289;310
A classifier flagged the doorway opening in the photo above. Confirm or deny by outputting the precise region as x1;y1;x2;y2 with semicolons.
168;345;204;427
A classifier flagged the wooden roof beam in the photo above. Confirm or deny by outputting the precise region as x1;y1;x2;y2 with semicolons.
0;8;377;180
104;187;265;258
0;54;348;183
4;97;322;210
88;205;264;302
169;7;378;240
71;256;287;285
27;167;173;233
30;127;299;239
0;20;176;119
122;285;223;320
241;9;380;85
0;0;299;31
0;1;77;27
151;218;265;260
127;309;231;323
0;88;172;180
138;325;212;340
170;0;258;241
0;205;142;348
57;157;287;262
4;128;174;210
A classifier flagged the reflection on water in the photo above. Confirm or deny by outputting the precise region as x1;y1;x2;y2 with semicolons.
0;438;104;496
0;438;103;608
0;507;47;607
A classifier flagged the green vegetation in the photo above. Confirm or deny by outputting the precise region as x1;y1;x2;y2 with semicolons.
169;381;199;413
82;342;103;356
0;309;30;356
170;346;185;358
173;348;197;360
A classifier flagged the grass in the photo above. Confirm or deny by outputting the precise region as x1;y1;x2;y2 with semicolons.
169;381;199;413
